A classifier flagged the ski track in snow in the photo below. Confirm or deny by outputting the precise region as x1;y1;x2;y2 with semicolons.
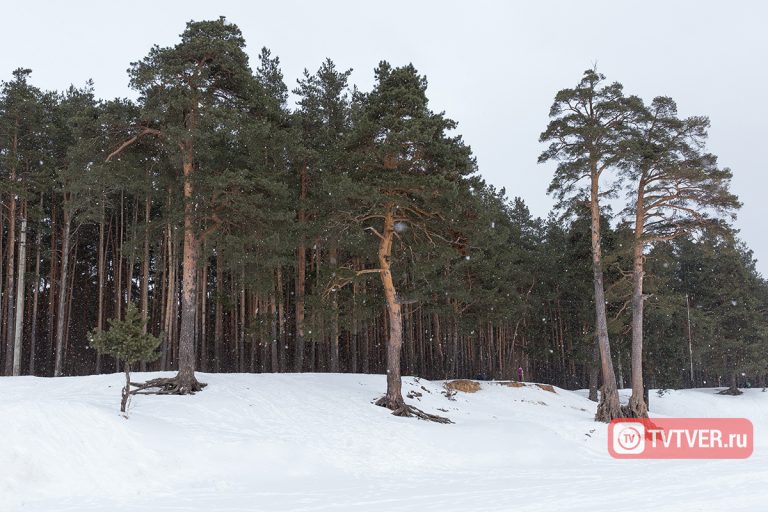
0;373;765;511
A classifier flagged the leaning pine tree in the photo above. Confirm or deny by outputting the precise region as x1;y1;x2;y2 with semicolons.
539;69;640;422
329;62;475;422
89;304;162;413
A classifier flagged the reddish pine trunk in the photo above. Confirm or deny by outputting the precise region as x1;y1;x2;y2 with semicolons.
378;208;405;409
175;146;203;392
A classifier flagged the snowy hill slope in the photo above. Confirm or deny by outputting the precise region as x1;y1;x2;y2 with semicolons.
0;373;766;512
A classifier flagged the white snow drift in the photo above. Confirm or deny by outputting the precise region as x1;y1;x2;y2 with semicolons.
0;373;765;511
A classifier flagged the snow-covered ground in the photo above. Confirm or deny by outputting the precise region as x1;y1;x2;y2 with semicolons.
0;373;765;512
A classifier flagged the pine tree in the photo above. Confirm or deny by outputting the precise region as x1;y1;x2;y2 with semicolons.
51;83;101;377
106;17;257;393
0;69;48;376
621;96;740;416
676;234;768;394
539;69;640;422
293;58;353;372
328;62;474;421
90;304;162;413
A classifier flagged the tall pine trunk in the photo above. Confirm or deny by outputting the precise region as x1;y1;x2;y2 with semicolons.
238;273;245;373
126;199;139;306
4;185;16;375
140;195;151;372
199;256;207;372
329;247;340;373
351;275;360;374
12;201;27;375
63;243;77;370
378;207;405;409
3;125;18;375
95;200;106;373
588;335;600;402
214;255;223;372
115;192;124;322
294;163;308;372
628;182;648;417
590;170;621;422
161;216;176;371
175;145;203;392
47;205;58;374
53;208;71;377
270;289;278;372
29;197;43;375
277;268;286;372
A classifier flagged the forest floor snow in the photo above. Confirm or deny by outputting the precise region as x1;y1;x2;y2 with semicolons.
1;372;766;511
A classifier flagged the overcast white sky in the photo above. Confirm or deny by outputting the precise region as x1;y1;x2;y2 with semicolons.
2;1;766;275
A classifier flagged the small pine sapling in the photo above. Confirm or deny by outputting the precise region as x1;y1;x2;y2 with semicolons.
89;304;162;413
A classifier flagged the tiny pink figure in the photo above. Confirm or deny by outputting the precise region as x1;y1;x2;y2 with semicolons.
517;367;524;382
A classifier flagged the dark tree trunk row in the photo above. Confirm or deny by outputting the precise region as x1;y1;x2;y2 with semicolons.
0;186;754;397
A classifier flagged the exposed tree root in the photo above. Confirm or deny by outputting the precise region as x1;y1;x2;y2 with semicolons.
129;375;207;396
375;396;453;424
619;404;645;418
621;395;649;418
595;386;624;423
717;386;743;396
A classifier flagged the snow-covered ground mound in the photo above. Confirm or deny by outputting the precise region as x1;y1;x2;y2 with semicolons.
0;373;765;511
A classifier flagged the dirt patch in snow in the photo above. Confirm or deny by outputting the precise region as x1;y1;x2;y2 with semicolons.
445;380;482;393
535;384;556;393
